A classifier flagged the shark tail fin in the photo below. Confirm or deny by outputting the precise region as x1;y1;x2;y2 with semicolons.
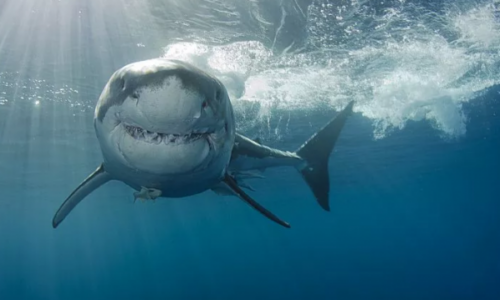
295;101;354;211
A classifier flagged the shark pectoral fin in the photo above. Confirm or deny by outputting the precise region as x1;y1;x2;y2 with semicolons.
52;164;112;228
223;173;290;228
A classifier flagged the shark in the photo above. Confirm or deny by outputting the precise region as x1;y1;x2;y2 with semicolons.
52;58;354;229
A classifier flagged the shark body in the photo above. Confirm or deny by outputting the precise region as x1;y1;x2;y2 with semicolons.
52;58;354;229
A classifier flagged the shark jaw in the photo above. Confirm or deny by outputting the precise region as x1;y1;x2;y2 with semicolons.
123;123;212;145
106;118;217;175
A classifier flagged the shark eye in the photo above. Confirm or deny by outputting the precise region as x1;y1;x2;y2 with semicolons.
118;79;125;91
202;100;208;108
131;91;139;99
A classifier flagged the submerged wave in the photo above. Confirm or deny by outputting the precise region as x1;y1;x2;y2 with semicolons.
1;0;499;140
161;0;500;140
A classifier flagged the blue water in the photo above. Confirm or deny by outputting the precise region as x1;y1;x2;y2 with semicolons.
1;0;500;299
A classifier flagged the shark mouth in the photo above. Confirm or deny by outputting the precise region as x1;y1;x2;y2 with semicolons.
123;124;210;144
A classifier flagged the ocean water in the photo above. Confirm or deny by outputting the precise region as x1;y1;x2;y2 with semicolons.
1;0;500;299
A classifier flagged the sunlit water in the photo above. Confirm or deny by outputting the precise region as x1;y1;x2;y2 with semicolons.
1;0;499;299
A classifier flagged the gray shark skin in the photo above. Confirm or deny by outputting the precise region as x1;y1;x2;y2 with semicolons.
52;58;354;229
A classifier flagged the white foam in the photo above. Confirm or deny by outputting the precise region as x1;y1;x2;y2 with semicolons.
161;2;500;140
452;2;500;49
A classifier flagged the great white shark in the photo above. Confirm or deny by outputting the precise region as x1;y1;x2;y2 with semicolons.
52;58;354;229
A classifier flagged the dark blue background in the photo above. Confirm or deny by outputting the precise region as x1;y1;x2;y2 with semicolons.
0;86;499;300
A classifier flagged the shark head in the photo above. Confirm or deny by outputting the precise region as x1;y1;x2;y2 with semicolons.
94;59;235;177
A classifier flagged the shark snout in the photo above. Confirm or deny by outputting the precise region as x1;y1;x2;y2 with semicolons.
120;76;209;134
